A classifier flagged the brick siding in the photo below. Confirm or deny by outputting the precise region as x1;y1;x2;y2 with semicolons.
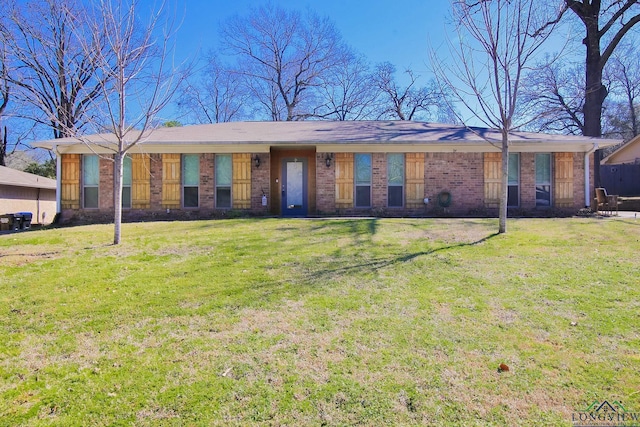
59;150;593;223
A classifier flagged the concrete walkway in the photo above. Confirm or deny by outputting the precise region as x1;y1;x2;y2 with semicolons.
612;211;639;219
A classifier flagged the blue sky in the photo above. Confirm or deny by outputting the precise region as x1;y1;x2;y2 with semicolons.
172;0;453;78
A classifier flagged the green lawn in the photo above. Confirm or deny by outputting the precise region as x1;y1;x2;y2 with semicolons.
1;217;639;426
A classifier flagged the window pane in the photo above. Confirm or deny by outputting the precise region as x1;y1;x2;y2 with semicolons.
216;154;232;186
536;185;551;206
356;185;371;207
387;154;404;185
286;161;303;208
508;153;519;185
507;185;518;207
388;186;403;207
84;187;98;208
216;187;231;208
122;186;131;209
535;154;551;184
183;154;200;186
83;155;99;186
184;186;199;208
355;153;371;185
122;156;132;186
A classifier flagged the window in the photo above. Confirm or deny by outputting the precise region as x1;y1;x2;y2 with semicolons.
535;153;552;206
507;153;519;207
83;154;99;208
387;153;404;207
183;154;200;208
355;153;372;207
216;154;232;208
122;156;132;209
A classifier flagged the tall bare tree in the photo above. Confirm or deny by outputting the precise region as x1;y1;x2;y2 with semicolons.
177;53;249;124
1;0;111;139
68;0;187;244
0;39;10;166
554;1;640;138
373;62;454;122
604;40;640;140
433;0;557;233
315;52;380;121
521;59;586;135
220;4;349;121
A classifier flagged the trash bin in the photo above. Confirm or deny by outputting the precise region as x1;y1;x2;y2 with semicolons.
0;214;10;231
18;212;33;230
0;213;21;231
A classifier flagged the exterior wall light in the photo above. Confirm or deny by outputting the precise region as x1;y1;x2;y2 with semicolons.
254;155;261;168
325;153;334;168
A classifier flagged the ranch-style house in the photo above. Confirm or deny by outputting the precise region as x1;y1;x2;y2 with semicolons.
33;121;620;222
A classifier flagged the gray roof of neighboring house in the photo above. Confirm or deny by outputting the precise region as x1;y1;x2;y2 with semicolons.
31;120;621;151
0;165;57;190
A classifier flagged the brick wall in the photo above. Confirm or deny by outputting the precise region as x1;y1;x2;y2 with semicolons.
372;153;387;208
150;154;163;210
59;149;595;223
252;153;270;212
425;152;484;215
520;153;536;209
201;154;215;209
316;153;336;214
99;155;114;210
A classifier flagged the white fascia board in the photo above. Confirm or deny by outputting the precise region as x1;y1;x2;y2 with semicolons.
55;143;271;154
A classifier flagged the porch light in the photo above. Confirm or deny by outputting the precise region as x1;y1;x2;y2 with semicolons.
254;155;261;168
325;153;334;167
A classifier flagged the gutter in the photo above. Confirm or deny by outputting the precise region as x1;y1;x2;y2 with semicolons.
54;144;61;217
584;143;598;207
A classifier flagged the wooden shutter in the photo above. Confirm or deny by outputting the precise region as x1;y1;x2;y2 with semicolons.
405;153;425;208
484;153;501;208
232;153;251;209
61;154;81;209
162;154;181;208
131;154;151;209
335;153;354;208
554;153;574;207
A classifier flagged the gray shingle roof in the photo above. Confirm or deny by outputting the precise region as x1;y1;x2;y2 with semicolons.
32;121;619;147
0;166;56;189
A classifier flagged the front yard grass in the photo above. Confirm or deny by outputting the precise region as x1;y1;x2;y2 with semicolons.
1;217;639;426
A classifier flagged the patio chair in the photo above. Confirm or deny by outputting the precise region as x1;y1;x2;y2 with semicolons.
595;187;619;216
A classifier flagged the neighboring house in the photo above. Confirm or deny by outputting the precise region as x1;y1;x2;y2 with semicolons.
600;134;640;196
601;134;640;165
32;121;620;222
0;165;57;224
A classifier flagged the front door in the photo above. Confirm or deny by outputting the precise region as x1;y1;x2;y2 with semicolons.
281;158;308;216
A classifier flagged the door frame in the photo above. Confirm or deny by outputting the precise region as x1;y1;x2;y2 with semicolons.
281;157;308;216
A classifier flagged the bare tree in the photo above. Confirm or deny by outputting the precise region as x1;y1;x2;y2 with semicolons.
177;53;249;124
67;0;187;245
0;28;35;167
521;59;586;135
604;40;640;140
1;0;111;139
315;52;380;121
555;1;640;139
0;39;10;166
373;62;453;122
220;4;349;121
433;0;557;233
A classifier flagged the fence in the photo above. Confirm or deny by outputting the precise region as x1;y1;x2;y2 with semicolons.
600;164;640;196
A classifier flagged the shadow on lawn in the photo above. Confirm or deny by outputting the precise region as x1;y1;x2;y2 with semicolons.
301;231;499;282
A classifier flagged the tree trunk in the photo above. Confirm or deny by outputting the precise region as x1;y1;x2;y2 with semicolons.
0;126;6;167
113;152;124;245
499;132;509;234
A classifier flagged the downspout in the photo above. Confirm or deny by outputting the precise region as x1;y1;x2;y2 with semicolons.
55;145;61;217
584;143;598;207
